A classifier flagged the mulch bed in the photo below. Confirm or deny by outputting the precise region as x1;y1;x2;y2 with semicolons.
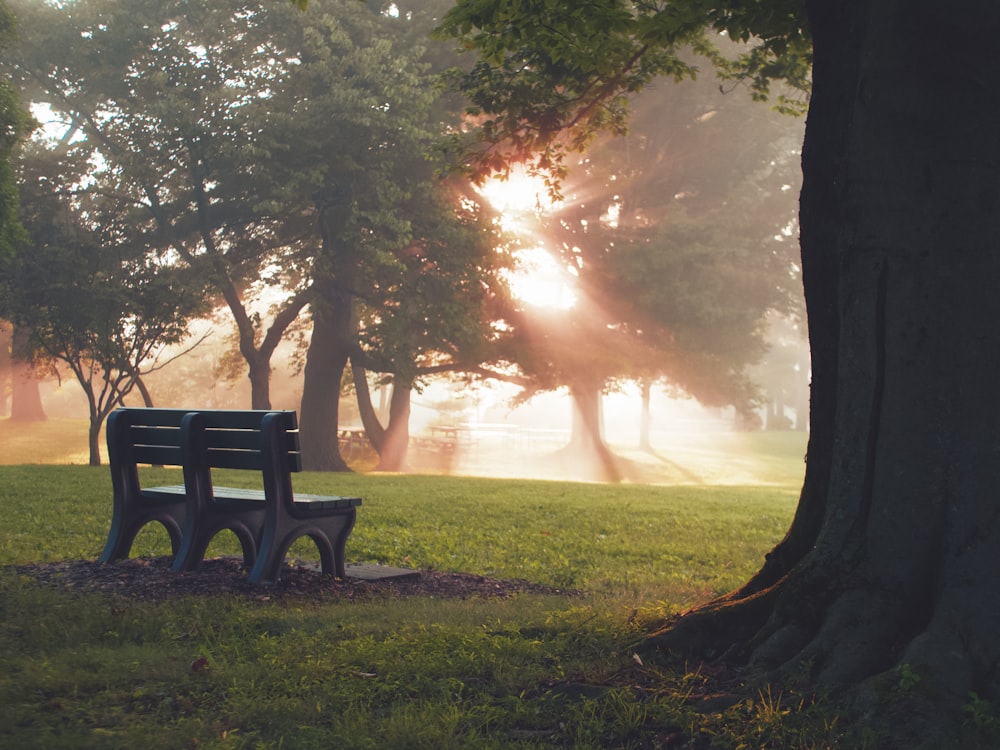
10;556;580;604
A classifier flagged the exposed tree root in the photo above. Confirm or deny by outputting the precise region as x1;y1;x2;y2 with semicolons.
643;562;1000;749
645;583;781;662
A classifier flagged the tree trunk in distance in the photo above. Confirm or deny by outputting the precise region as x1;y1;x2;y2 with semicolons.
87;414;101;466
649;2;1000;746
133;375;154;408
568;382;621;482
9;325;45;422
246;353;272;411
352;361;386;454
376;383;412;472
0;323;10;417
298;309;350;472
638;379;652;452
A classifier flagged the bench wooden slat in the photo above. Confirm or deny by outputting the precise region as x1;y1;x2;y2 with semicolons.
187;485;361;509
117;408;190;427
149;484;265;506
202;430;261;451
198;410;298;430
203;428;300;454
118;408;298;431
208;485;264;499
150;484;360;512
204;448;270;471
132;445;182;466
130;425;183;448
201;448;301;472
139;485;186;502
293;495;363;511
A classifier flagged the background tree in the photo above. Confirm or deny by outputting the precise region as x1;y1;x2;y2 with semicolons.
7;324;48;422
438;0;1000;745
6;0;318;410
7;0;513;471
270;0;512;470
347;178;513;471
493;73;803;480
0;0;40;421
1;150;207;463
0;0;31;261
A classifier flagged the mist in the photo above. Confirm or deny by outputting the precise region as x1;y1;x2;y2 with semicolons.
6;329;808;486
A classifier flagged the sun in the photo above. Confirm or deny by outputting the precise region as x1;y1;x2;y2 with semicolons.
503;248;578;310
479;168;577;310
477;166;559;224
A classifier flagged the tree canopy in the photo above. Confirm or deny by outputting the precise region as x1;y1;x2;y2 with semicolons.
435;0;810;184
0;0;32;260
7;0;343;410
2;145;208;464
4;0;515;469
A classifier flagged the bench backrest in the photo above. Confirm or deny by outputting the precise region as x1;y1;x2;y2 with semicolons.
109;408;301;473
184;410;301;473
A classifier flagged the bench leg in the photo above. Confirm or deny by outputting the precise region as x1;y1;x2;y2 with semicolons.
248;511;355;585
246;531;291;585
99;516;182;564
98;515;134;563
172;519;260;573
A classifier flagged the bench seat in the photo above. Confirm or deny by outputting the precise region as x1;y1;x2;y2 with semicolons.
206;485;362;512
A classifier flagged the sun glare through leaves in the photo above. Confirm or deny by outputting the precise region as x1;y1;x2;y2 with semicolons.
479;167;578;310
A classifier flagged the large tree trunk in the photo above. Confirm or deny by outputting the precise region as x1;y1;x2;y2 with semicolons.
298;307;351;472
651;2;1000;745
792;346;810;431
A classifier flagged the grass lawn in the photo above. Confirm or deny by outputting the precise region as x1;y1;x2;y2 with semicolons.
0;419;860;748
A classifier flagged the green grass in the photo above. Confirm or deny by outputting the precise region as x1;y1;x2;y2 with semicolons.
0;466;797;610
0;421;859;749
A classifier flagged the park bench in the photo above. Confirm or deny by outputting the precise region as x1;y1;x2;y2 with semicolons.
99;408;362;584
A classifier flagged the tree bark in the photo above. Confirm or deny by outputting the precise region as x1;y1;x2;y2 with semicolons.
651;2;1000;745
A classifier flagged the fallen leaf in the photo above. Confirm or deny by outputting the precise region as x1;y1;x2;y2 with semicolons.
191;656;210;673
